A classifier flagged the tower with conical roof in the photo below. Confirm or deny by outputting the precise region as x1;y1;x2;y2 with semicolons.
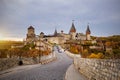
54;28;58;36
69;20;76;39
69;20;76;33
86;24;91;40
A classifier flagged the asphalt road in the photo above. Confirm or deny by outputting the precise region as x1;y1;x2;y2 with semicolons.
0;46;72;80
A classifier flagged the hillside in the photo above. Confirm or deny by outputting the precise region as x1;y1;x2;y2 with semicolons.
0;40;23;49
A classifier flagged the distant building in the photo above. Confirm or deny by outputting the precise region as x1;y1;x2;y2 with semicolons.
75;33;86;40
69;22;76;40
86;24;91;40
26;26;36;43
25;22;92;45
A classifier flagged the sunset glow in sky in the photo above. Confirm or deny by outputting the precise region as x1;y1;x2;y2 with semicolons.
0;34;3;40
0;0;120;41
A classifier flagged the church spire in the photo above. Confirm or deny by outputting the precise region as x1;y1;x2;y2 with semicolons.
86;23;91;40
54;28;58;36
69;20;76;33
86;23;91;34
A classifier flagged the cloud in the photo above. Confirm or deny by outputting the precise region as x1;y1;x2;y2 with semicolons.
0;0;120;40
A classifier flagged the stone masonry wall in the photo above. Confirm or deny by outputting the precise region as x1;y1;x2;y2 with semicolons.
0;53;56;71
0;58;19;71
0;58;39;71
74;57;120;80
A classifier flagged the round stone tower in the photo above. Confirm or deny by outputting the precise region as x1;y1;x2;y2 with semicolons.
26;26;35;43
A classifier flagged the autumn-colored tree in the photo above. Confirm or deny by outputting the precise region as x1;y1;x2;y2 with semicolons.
43;48;52;55
81;49;89;58
69;44;81;54
6;48;15;58
97;53;104;59
27;49;40;57
113;49;120;59
88;53;104;59
105;42;112;47
88;53;97;58
0;49;8;58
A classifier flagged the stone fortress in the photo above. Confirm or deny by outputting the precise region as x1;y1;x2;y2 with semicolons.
25;22;91;45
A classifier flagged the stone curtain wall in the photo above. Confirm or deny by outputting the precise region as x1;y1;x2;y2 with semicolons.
74;58;120;80
0;58;19;71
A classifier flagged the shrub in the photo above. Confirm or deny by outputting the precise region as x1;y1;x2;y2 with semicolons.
88;53;98;58
88;53;104;59
81;49;89;58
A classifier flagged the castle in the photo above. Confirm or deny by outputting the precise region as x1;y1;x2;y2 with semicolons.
25;22;91;45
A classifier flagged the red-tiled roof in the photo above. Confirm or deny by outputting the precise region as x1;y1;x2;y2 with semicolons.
86;25;91;34
69;23;76;33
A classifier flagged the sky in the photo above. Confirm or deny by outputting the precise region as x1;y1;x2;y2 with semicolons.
0;0;120;41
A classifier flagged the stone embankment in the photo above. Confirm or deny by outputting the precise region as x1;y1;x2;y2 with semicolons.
65;50;81;58
0;58;19;71
0;53;56;71
41;57;57;64
66;51;120;80
74;58;120;80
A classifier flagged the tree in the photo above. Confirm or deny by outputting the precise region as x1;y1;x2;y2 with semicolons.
105;41;112;47
81;49;89;58
88;53;104;59
27;49;39;57
88;53;97;58
6;48;15;58
0;49;8;58
113;49;120;59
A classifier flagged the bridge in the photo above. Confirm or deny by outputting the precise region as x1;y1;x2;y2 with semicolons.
0;46;86;80
0;46;119;80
